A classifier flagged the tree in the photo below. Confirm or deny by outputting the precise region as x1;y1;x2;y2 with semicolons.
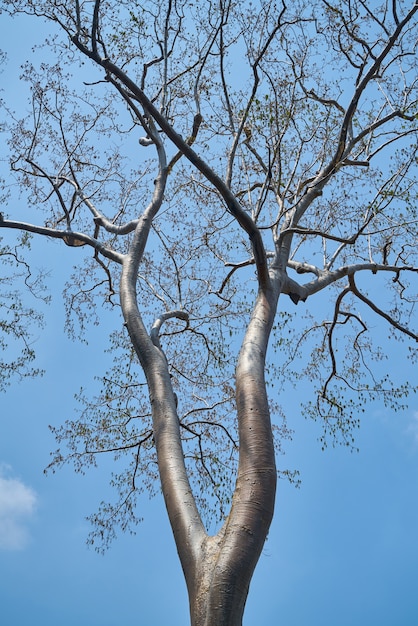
0;233;47;389
1;0;417;623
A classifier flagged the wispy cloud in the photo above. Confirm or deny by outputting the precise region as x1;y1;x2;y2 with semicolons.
406;411;418;445
0;464;38;550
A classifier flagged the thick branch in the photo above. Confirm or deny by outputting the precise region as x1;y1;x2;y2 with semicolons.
70;36;270;289
200;270;283;623
301;262;418;298
150;309;189;350
0;219;124;264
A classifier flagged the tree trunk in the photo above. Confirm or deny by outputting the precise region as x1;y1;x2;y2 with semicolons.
180;283;281;625
121;207;282;624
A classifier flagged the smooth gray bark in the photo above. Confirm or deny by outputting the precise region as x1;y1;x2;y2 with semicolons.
121;215;282;624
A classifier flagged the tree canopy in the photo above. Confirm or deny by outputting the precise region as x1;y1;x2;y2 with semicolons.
1;0;417;623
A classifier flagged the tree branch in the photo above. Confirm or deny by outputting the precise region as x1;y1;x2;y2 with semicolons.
348;273;417;341
70;35;271;290
0;219;124;264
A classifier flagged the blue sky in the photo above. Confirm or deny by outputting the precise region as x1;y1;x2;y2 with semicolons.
1;9;418;626
2;283;418;625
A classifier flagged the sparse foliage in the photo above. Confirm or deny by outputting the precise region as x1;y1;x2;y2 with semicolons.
0;232;48;390
1;1;417;623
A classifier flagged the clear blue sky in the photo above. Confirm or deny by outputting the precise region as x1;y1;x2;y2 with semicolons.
1;10;418;626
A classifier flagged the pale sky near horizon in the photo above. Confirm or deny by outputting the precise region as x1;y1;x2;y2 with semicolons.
1;9;418;626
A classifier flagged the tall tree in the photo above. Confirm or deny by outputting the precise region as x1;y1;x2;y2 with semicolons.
1;1;418;623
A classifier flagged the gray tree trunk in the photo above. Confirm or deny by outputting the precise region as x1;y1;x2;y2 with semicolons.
121;224;281;624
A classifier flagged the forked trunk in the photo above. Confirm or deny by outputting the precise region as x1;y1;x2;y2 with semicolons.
122;217;281;625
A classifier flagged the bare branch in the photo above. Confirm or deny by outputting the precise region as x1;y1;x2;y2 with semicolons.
348;273;417;341
150;309;189;350
0;219;124;264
